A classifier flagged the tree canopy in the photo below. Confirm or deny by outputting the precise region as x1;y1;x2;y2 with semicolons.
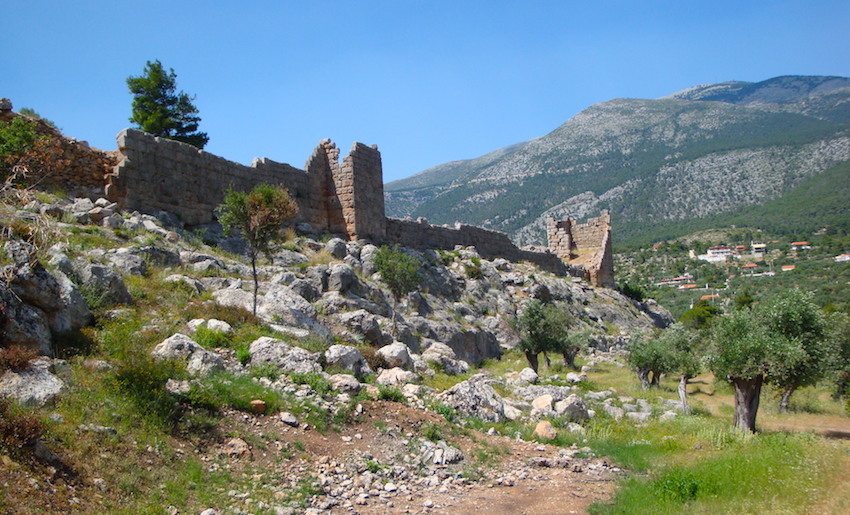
216;183;298;314
127;60;209;149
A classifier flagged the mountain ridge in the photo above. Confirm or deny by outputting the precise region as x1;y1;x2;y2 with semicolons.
385;75;850;247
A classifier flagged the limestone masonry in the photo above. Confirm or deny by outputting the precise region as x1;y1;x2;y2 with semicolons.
1;106;613;287
546;213;614;287
104;130;613;286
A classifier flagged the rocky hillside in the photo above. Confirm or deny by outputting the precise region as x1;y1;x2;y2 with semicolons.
0;186;674;513
385;75;850;247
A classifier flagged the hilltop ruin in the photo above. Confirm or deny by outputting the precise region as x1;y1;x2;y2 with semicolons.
1;99;614;287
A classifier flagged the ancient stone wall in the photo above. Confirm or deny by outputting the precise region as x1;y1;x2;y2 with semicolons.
385;218;582;278
0;103;614;286
106;130;385;237
336;143;386;240
0;103;115;198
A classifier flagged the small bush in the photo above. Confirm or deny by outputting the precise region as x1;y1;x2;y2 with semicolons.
422;422;444;442
0;398;45;450
192;325;233;349
112;354;185;427
359;346;389;371
432;402;457;423
187;372;285;413
290;372;332;396
0;345;39;372
377;384;407;404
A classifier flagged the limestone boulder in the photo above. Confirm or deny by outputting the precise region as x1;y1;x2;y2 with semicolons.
533;421;557;440
329;373;362;394
324;344;372;378
248;337;322;374
335;309;390;346
376;342;414;370
151;333;224;376
73;262;132;305
435;375;505;422
327;263;357;293
164;274;206;294
359;244;379;276
325;238;348;259
0;357;67;407
375;367;419;387
554;394;590;423
518;367;539;385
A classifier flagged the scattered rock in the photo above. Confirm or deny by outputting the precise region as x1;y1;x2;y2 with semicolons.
533;421;558;440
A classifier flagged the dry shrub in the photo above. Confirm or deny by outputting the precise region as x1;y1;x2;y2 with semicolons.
358;345;389;372
0;345;39;372
0;398;45;448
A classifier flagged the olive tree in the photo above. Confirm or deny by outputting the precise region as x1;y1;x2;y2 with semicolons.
660;323;703;414
627;331;678;390
518;300;581;373
709;309;805;432
760;290;831;413
216;184;298;315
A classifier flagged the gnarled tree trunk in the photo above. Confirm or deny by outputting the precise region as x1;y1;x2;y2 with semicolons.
779;384;797;413
525;351;540;374
678;373;691;415
637;368;650;390
732;375;763;432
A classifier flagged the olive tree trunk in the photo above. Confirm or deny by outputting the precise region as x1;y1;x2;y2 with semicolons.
732;375;763;432
678;373;691;415
637;368;650;390
779;384;797;414
525;351;540;374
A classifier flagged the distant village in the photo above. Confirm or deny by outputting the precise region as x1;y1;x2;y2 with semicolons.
653;240;850;291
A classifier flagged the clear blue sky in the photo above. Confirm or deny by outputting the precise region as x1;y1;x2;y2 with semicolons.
3;1;848;183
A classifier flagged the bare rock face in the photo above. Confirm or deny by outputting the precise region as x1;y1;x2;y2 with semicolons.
436;374;506;422
212;285;331;341
0;357;67;407
73;262;133;306
1;242;93;355
248;336;322;374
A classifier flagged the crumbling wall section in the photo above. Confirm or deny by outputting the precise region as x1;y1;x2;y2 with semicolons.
385;218;580;278
0;102;115;199
106;129;362;230
545;211;614;287
335;143;385;240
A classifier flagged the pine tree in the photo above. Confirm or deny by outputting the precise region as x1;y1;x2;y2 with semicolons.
127;60;209;149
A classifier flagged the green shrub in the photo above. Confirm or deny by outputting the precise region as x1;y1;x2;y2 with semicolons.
290;372;332;396
433;402;457;422
422;422;444;442
192;325;233;349
377;385;407;404
111;355;185;427
186;372;284;413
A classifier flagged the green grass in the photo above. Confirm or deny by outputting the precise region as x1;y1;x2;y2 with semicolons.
591;432;839;514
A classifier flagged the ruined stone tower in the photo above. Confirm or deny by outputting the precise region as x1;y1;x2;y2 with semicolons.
546;211;614;287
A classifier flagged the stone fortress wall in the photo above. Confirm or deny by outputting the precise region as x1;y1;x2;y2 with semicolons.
4;112;613;286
